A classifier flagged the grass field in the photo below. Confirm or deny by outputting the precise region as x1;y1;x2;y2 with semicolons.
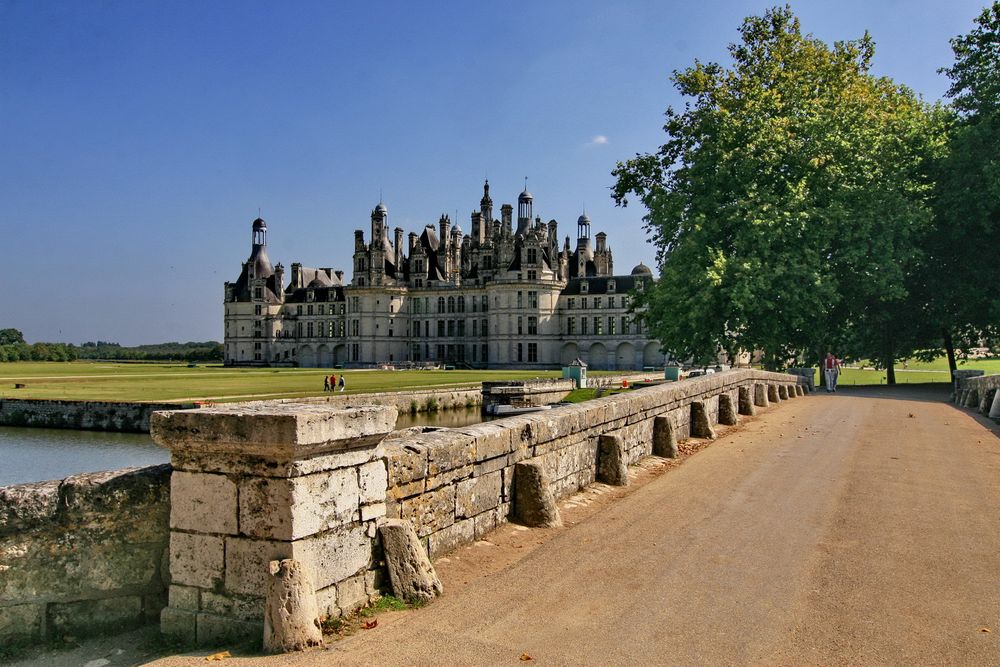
0;362;573;403
815;358;1000;386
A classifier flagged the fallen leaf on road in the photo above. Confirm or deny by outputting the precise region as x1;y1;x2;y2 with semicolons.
908;413;915;418
520;653;534;661
205;652;231;661
362;619;378;630
981;627;991;633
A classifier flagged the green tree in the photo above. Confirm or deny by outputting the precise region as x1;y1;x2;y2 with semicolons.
923;2;1000;378
0;328;25;345
613;6;945;377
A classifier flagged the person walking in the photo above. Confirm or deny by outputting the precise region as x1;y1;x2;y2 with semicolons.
330;374;337;392
823;353;841;392
323;375;330;392
338;374;346;392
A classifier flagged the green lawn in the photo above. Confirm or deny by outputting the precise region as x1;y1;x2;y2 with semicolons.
0;362;574;403
814;357;1000;386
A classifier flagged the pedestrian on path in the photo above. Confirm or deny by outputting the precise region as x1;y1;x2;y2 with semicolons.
323;376;330;392
330;374;337;392
338;374;346;392
823;353;841;392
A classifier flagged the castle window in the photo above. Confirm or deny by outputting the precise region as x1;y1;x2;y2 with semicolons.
307;322;314;337
254;305;262;315
581;298;588;310
527;316;537;335
517;292;523;308
528;291;537;308
581;281;589;294
447;297;455;313
457;320;465;337
517;317;523;335
297;305;303;315
567;317;575;335
527;270;537;280
482;295;489;312
581;318;588;335
307;305;313;315
457;296;465;313
594;317;603;335
254;287;263;299
307;291;314;302
437;320;445;337
482;344;488;362
517;343;523;362
527;248;537;264
447;320;455;337
473;320;478;336
438;297;445;313
471;298;477;313
608;297;616;309
568;298;576;310
593;298;601;310
608;317;616;335
622;317;631;335
528;343;538;362
608;280;616;293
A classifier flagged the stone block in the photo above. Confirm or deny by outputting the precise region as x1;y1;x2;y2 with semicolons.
224;537;292;597
197;611;262;648
360;503;387;522
48;596;144;636
768;385;780;403
652;415;678;458
690;400;716;440
0;602;44;644
426;433;477;476
358;461;388;505
171;532;225;589
512;460;561;528
388;478;424;501
474;505;505;538
385;442;428;486
315;585;339;619
151;404;397;461
401;485;457;538
172;446;382;478
467;423;514;460
200;590;265;622
161;607;197;642
455;472;503;519
335;572;369;614
379;519;442;603
473;454;509;477
170;471;237;535
597;434;629;486
168;584;200;611
293;525;373;592
425;464;473;491
429;517;476;558
0;480;60;537
718;393;738;425
754;383;769;407
238;468;359;541
778;385;789;400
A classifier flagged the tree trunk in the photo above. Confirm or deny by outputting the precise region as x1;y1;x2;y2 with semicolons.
885;355;896;385
943;329;957;383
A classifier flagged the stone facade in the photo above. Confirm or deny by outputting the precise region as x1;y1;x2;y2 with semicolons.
0;466;171;646
224;182;665;370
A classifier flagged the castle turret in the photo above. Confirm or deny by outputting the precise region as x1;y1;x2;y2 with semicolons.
516;187;533;237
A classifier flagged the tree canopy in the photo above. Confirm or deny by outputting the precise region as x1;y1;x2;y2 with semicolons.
612;6;978;374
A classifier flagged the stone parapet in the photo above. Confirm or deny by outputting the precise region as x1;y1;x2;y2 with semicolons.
150;403;397;647
0;399;196;433
0;465;171;646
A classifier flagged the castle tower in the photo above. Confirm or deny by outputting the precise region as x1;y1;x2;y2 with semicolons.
248;218;274;280
516;186;533;238
474;179;492;246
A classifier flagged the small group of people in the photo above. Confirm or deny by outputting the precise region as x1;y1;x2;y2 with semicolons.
323;373;345;392
823;352;841;392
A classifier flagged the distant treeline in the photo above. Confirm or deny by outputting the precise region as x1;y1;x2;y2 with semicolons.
0;328;222;362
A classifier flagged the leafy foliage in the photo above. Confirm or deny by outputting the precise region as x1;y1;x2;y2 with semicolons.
613;6;949;369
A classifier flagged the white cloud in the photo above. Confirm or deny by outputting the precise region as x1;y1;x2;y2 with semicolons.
589;135;609;145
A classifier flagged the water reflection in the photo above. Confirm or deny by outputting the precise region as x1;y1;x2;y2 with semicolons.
0;426;167;487
393;407;492;430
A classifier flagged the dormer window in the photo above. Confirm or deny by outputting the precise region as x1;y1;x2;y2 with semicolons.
580;281;589;294
307;290;314;302
526;248;538;264
608;280;616;293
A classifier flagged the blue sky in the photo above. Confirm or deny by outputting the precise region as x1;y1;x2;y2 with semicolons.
1;0;987;345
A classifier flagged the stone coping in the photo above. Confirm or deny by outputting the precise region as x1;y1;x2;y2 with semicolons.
150;404;398;458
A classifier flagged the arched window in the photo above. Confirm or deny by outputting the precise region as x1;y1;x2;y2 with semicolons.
447;296;456;313
437;296;445;313
457;296;465;313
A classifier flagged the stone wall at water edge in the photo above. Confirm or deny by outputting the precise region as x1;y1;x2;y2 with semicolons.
0;465;171;646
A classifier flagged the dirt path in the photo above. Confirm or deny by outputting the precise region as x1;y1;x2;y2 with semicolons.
35;385;1000;666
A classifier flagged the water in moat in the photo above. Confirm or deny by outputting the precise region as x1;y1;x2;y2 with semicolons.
0;408;493;486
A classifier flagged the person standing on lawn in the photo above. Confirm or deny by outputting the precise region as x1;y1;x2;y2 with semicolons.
323;376;330;392
338;374;346;392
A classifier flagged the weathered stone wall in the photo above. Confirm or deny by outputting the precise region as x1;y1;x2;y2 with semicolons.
0;399;195;432
383;369;805;558
957;372;1000;418
0;465;171;646
235;387;482;415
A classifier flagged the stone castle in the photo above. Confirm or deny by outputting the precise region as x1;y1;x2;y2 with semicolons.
224;181;664;369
